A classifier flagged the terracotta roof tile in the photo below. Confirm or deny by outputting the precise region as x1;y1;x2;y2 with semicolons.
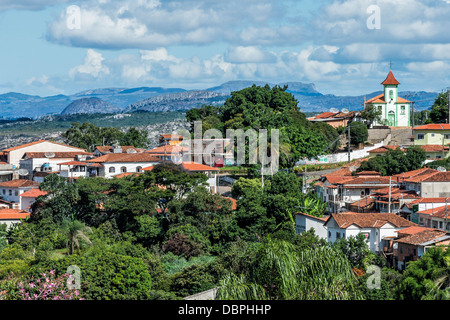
2;140;85;153
381;71;400;85
327;212;415;229
395;229;447;245
0;179;40;188
19;189;48;198
23;151;92;159
87;153;162;164
0;208;30;220
413;123;450;130
181;162;219;171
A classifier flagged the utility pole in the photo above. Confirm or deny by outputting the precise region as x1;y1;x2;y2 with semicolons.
448;89;450;125
347;125;351;164
388;177;392;213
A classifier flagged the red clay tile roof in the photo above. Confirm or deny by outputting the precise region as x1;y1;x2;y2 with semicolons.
368;145;404;153
181;162;219;171
357;171;380;176
349;197;375;208
94;146;143;153
413;123;450;130
419;145;450;152
19;189;48;198
417;205;450;218
393;168;438;180
145;145;188;154
2;140;85;153
396;226;435;236
324;167;353;177
23;151;92;159
381;71;400;85
0;208;30;220
142;166;154;171
327;212;416;229
0;179;40;188
336;176;394;186
420;171;450;182
295;212;329;222
57;160;87;166
87;153;162;163
395;229;447;245
410;197;449;204
160;134;184;140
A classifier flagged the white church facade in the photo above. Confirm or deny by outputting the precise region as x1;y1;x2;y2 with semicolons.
364;71;411;127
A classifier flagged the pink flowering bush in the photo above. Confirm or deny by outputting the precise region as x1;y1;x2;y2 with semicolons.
17;270;83;300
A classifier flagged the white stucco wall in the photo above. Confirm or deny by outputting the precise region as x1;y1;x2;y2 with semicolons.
295;214;328;240
8;141;85;168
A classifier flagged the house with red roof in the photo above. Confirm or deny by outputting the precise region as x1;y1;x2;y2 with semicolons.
413;123;450;160
393;226;450;270
308;111;358;128
324;212;416;253
19;188;48;212
86;153;162;178
2;140;87;169
404;171;450;198
19;150;94;182
295;212;329;240
0;179;40;208
0;208;30;229
363;71;411;127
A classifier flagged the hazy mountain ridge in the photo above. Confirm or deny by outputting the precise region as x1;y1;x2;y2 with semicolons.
0;81;439;119
61;97;122;115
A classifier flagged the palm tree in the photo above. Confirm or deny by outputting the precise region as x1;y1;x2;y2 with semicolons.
216;238;362;300
58;216;93;255
423;255;450;300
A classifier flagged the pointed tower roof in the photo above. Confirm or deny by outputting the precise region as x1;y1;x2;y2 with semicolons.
381;71;400;85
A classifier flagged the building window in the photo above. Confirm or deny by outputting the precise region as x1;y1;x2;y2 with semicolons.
2;189;4;195
14;190;18;196
328;231;331;238
400;106;405;115
400;247;403;254
417;134;425;140
9;190;12;196
336;232;341;239
445;134;450;140
136;166;142;173
109;167;115;173
121;166;127;173
389;90;394;100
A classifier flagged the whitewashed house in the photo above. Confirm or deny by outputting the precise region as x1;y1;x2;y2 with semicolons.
295;212;328;240
20;151;94;181
2;140;87;169
324;212;416;253
19;188;48;211
86;153;162;178
0;208;30;230
0;179;40;208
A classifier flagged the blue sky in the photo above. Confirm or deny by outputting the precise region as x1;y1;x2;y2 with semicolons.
1;0;450;97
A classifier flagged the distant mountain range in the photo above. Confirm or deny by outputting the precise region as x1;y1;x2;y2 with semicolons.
0;81;439;119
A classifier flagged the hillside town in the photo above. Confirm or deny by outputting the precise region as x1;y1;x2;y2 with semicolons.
0;71;448;275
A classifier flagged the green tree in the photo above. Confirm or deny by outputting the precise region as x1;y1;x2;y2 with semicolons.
349;121;369;146
430;91;449;123
57;217;93;255
216;238;362;300
396;246;450;300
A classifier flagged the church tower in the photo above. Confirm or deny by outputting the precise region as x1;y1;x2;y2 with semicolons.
364;71;411;127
